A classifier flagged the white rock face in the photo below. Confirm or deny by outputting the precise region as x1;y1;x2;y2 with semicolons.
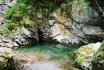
50;24;62;37
82;42;101;51
49;20;56;26
50;23;78;44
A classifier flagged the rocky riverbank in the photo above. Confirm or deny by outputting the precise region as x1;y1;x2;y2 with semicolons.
0;0;104;70
0;42;104;70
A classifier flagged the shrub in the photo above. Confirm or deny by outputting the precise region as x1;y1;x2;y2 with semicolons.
0;0;33;35
5;1;28;19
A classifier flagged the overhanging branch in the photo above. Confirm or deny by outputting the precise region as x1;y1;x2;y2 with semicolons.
95;0;104;15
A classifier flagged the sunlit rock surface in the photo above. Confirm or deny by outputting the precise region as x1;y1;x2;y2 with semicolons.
74;42;101;70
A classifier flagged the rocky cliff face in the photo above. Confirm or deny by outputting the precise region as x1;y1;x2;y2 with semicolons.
0;25;38;48
40;1;104;44
0;0;104;47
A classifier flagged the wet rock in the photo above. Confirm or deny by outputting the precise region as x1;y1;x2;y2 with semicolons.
16;63;61;70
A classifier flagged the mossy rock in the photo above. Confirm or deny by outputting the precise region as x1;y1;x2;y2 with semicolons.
74;47;93;63
0;47;17;70
74;43;101;63
72;43;101;69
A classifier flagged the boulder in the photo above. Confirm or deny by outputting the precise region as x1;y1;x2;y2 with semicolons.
0;47;16;70
0;47;33;70
73;42;101;70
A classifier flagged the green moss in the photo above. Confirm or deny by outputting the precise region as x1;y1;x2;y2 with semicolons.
5;1;28;19
74;47;93;63
0;59;8;65
94;41;104;66
0;0;37;35
72;0;88;11
75;54;87;63
0;49;17;70
4;20;19;31
22;16;35;26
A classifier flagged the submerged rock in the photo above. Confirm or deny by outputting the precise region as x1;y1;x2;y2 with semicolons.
16;63;61;70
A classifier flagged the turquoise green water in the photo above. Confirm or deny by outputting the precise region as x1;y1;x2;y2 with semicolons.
16;44;79;59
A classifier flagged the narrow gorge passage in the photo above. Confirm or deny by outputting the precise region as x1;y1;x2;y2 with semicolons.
0;0;104;70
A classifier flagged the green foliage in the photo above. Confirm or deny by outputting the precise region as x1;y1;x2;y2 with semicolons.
94;41;104;65
37;0;58;9
0;50;17;70
99;41;104;51
4;20;19;31
74;47;93;63
5;0;31;21
0;0;37;35
75;55;87;63
5;2;27;19
23;16;35;26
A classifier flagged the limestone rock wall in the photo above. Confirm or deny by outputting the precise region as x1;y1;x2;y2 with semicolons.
40;4;104;44
0;0;104;47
